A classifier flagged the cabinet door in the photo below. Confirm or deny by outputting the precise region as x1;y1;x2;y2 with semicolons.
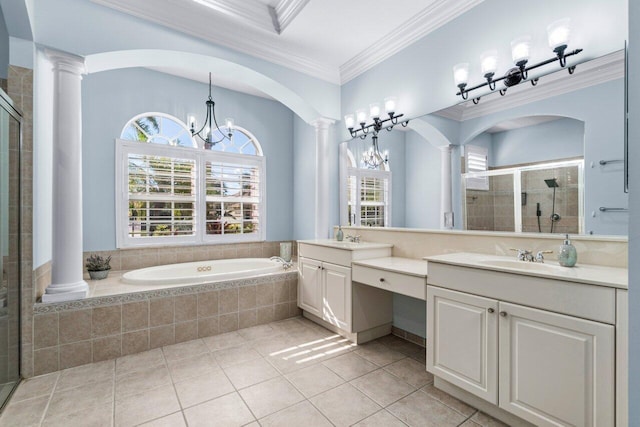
298;257;322;318
427;286;499;404
499;302;614;427
322;263;352;331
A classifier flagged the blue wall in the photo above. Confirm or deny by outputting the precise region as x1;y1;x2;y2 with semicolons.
0;7;8;79
340;0;627;141
81;67;294;251
404;130;441;229
490;118;584;167
292;116;316;240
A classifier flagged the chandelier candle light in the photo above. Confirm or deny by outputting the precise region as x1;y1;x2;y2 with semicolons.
344;97;409;168
453;18;582;104
189;72;235;149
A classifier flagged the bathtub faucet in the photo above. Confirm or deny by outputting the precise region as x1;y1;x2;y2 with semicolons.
270;256;293;270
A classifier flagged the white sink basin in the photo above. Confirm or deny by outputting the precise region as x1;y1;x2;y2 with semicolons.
478;259;565;273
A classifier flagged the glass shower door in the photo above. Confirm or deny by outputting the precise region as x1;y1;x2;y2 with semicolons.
0;92;21;408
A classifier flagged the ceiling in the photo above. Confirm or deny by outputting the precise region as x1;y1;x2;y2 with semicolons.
90;0;483;85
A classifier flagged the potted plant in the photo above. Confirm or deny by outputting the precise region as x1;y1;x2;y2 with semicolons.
85;254;112;280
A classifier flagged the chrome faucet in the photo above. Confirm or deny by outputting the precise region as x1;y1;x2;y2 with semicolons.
511;248;552;262
535;250;553;263
270;256;293;270
516;249;534;262
345;235;361;243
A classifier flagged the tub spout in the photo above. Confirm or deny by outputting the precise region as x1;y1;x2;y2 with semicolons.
270;256;293;270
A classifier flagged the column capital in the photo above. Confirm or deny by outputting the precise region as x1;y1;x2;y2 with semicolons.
45;48;87;75
310;117;335;130
438;144;454;153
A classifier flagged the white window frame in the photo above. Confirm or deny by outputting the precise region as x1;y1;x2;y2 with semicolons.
346;166;392;227
116;140;266;248
465;144;489;190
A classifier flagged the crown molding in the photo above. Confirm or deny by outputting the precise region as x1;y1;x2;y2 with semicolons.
339;0;484;84
91;0;339;83
275;0;311;33
192;0;275;34
435;50;624;122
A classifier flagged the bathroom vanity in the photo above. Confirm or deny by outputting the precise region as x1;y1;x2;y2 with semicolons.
425;252;628;427
297;240;430;344
297;240;394;343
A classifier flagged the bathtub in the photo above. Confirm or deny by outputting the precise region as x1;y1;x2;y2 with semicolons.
121;258;285;285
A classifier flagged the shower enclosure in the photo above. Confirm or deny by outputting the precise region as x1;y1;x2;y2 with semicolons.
0;89;22;408
463;159;584;233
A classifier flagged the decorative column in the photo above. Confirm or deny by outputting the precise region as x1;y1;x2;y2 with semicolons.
440;144;454;229
42;49;88;302
311;118;335;239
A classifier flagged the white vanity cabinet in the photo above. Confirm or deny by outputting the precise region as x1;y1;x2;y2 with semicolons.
297;240;392;340
298;256;351;330
428;285;615;427
427;287;499;404
425;254;626;427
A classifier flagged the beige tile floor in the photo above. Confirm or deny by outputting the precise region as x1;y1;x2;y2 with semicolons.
1;317;509;427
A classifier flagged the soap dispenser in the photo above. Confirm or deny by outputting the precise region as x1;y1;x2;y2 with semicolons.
336;226;344;242
558;234;577;267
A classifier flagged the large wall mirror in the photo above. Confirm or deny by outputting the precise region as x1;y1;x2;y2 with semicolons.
339;50;627;236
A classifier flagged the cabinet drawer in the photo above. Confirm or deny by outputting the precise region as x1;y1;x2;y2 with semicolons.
352;264;426;300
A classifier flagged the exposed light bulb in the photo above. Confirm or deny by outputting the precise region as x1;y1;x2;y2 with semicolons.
188;115;197;129
225;118;234;131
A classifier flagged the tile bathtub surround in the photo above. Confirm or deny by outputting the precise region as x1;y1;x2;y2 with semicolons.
29;272;299;376
2;317;508;427
79;240;296;278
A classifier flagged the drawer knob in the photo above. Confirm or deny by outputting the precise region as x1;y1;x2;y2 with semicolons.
500;311;508;317
488;308;495;314
379;278;385;282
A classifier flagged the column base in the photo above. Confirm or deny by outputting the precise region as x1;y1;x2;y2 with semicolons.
41;280;88;303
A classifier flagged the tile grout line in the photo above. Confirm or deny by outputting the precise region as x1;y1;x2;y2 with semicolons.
37;371;61;426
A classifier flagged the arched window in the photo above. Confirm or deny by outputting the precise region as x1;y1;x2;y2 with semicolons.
116;113;265;247
121;113;196;148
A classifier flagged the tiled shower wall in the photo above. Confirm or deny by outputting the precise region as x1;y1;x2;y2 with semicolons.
8;66;35;379
466;175;515;232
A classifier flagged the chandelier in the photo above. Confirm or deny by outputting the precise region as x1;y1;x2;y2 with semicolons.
188;73;235;149
453;18;582;104
362;134;388;169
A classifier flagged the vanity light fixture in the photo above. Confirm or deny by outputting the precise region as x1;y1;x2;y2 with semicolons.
361;134;389;169
344;96;409;140
453;18;582;104
189;72;234;149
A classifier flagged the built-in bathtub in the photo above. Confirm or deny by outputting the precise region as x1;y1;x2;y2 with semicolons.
121;258;285;285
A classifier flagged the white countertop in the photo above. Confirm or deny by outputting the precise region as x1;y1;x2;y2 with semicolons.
424;252;628;289
297;239;393;251
352;257;429;278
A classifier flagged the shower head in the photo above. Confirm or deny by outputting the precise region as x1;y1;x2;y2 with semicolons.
544;178;559;188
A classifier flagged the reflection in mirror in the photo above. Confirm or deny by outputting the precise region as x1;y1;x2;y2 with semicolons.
339;51;627;236
463;159;584;234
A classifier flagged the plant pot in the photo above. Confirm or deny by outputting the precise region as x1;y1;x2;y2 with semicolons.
88;270;110;280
